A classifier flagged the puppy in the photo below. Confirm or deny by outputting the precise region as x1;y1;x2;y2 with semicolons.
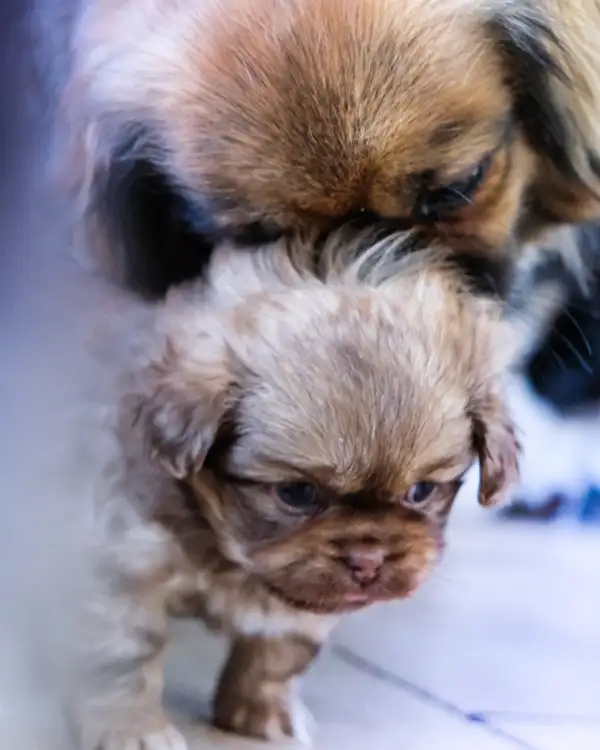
50;0;600;296
69;229;519;749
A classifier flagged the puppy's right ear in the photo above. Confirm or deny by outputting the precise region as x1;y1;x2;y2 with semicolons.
136;347;235;479
470;390;520;508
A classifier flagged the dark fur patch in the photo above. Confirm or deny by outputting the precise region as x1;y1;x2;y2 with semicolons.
96;131;216;299
516;192;570;238
525;223;600;414
590;154;600;179
488;7;575;179
450;251;513;299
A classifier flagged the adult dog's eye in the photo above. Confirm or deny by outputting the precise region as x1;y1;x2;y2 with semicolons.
415;153;492;221
231;221;284;246
404;482;437;507
276;482;320;511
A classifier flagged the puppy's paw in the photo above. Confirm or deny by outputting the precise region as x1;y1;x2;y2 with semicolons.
214;690;314;744
83;721;187;750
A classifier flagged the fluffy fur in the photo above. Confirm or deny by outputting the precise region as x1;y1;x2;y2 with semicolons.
46;0;600;296
66;229;520;749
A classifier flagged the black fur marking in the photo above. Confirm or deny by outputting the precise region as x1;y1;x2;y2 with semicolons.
98;149;217;299
590;153;600;180
95;128;289;297
516;192;568;238
525;223;600;414
489;9;576;179
450;251;512;299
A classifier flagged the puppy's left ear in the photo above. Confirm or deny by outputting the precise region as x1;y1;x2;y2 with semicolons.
471;391;520;507
136;345;236;479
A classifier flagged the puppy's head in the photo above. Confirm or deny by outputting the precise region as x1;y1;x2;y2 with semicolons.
135;232;519;614
67;0;600;296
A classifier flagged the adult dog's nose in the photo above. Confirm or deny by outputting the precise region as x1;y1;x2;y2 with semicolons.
342;550;384;585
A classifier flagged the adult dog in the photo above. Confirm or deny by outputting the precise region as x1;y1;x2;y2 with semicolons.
29;0;600;297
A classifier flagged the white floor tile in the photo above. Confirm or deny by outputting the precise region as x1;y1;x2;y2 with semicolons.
493;721;600;750
333;520;600;720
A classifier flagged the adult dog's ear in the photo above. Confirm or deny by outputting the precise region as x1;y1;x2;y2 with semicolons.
490;2;600;232
136;342;237;479
62;113;216;299
471;391;520;507
58;0;220;298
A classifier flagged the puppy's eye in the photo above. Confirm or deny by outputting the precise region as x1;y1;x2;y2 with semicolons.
276;482;320;512
404;482;437;507
415;153;492;221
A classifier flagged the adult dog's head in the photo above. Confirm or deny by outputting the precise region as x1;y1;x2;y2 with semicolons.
64;0;600;296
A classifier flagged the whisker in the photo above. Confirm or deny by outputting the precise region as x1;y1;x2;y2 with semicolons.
554;330;594;374
560;308;593;357
546;345;569;372
447;187;474;206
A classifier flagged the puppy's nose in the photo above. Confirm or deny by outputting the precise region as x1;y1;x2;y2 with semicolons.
342;550;384;585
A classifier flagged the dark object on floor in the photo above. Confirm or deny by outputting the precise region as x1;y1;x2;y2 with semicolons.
578;487;600;524
499;495;565;522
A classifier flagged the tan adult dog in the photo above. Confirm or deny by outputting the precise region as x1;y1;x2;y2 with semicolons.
51;0;600;296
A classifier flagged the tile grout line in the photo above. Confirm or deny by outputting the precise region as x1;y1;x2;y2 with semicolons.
331;644;542;750
468;711;600;727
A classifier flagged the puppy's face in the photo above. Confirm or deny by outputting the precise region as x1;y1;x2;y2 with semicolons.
71;0;600;295
138;241;519;614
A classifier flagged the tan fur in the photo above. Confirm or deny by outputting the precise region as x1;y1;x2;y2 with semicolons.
55;0;600;285
67;228;519;749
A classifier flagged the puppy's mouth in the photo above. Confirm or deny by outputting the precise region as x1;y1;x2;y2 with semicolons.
261;580;418;615
263;584;368;614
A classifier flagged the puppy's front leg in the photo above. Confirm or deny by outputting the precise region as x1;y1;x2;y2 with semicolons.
71;556;186;750
213;634;321;744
